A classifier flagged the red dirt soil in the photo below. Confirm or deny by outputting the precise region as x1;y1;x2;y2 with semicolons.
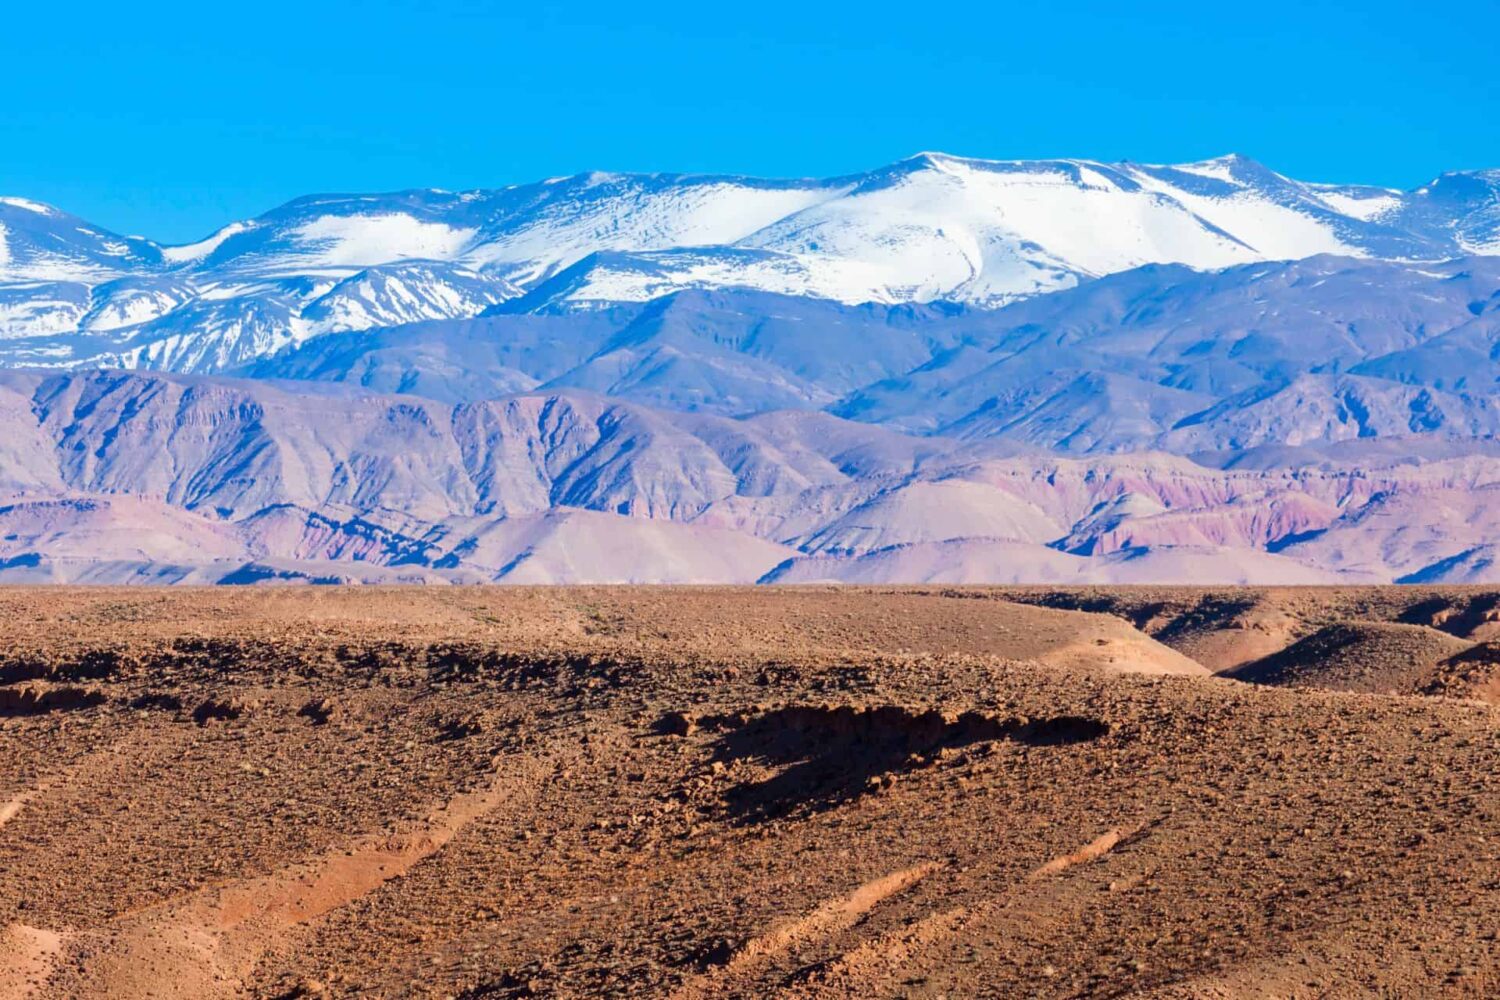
0;586;1496;998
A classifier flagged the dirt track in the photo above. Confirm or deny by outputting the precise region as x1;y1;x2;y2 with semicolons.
1;586;1497;997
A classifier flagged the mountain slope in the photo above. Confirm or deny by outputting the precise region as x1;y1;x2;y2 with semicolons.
2;369;1500;583
240;257;1500;454
0;198;163;282
834;255;1500;449
506;154;1498;310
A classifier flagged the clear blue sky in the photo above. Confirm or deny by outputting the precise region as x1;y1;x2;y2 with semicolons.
4;0;1496;243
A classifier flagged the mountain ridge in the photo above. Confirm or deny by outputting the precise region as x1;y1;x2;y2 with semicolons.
1;367;1500;584
4;152;1498;376
3;154;1500;583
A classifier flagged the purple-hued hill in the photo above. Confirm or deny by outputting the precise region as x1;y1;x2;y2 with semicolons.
1;155;1498;582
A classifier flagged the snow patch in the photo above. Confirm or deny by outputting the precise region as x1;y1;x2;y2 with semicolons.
160;221;253;262
1130;173;1355;260
1316;191;1401;222
289;214;477;267
0;197;58;216
1169;159;1242;184
464;180;845;284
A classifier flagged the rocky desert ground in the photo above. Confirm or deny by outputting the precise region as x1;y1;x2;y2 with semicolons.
1;585;1497;998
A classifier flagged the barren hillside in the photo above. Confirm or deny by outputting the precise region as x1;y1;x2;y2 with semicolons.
1;587;1496;998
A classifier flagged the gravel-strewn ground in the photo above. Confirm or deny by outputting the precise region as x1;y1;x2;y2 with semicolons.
1;587;1496;998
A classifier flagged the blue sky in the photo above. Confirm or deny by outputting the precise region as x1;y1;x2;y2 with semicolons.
4;0;1496;243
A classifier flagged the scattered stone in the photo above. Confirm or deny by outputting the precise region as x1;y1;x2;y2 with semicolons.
655;711;697;737
192;696;247;725
440;712;486;740
298;697;337;725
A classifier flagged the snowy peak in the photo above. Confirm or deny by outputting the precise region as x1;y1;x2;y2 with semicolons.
0;198;163;282
2;152;1499;372
1408;170;1500;252
300;261;518;332
510;150;1497;311
6;152;1497;290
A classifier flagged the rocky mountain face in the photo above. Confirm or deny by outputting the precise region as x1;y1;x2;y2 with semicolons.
1;369;1498;584
2;154;1499;583
245;256;1500;454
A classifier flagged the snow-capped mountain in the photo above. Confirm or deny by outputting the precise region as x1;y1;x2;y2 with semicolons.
0;266;521;373
5;151;1500;585
0;197;163;282
2;153;1499;373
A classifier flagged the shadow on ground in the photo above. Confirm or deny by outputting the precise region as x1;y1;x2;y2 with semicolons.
692;704;1108;823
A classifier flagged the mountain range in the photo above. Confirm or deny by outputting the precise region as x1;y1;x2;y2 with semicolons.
4;153;1498;371
1;153;1498;583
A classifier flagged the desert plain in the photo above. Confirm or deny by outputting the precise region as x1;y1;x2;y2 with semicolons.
0;585;1497;998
